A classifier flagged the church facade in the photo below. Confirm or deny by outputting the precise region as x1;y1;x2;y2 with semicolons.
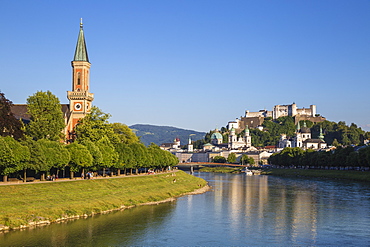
278;122;327;150
11;21;93;142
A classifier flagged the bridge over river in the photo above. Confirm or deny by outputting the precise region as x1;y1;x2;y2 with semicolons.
175;162;247;171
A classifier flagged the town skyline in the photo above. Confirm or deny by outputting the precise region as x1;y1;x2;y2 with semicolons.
1;1;369;132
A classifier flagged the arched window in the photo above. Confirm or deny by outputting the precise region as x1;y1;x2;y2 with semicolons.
77;72;81;85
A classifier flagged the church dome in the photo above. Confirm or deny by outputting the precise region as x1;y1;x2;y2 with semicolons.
211;132;223;140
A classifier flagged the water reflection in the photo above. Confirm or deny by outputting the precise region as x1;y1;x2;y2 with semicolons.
0;202;176;246
1;173;370;246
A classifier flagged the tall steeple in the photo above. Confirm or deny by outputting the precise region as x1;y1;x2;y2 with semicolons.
73;18;89;62
66;19;94;142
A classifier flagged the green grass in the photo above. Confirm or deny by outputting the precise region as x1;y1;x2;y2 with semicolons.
262;168;370;182
199;167;241;173
0;171;207;229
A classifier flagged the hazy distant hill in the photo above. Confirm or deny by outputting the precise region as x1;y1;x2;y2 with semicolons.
129;124;206;146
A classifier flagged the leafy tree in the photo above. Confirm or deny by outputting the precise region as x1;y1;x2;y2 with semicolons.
0;137;16;182
0;92;24;139
358;146;370;168
193;139;206;149
25;91;65;141
115;143;136;174
38;139;70;178
213;156;226;163
332;139;339;147
227;153;237;163
66;143;93;179
75;106;119;144
147;143;162;169
96;136;118;176
129;142;149;174
163;149;179;168
3;136;30;180
23;139;47;181
240;154;255;166
112;123;140;144
223;133;229;144
78;139;103;172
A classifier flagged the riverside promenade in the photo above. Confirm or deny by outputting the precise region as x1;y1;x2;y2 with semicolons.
0;169;180;186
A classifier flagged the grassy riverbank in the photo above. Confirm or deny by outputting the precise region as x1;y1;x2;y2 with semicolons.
262;168;370;182
0;171;207;230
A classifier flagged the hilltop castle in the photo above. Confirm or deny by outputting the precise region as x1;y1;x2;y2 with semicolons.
228;103;326;132
11;20;93;142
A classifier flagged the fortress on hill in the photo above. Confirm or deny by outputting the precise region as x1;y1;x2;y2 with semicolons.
227;103;326;132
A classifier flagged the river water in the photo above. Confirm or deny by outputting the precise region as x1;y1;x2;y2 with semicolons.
1;172;370;246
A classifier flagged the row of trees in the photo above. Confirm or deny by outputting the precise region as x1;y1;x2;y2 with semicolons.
0;91;179;181
212;153;255;165
268;146;370;169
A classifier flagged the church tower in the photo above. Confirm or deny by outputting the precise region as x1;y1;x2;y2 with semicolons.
244;125;252;147
66;19;94;140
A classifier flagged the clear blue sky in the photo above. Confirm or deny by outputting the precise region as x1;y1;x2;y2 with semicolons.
1;0;369;132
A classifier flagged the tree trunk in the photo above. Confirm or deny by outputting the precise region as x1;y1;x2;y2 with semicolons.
70;171;74;179
117;169;120;176
103;167;106;177
41;173;45;181
3;175;8;183
82;168;85;179
23;169;27;182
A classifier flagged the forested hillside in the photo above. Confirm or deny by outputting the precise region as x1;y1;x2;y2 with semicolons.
129;124;206;146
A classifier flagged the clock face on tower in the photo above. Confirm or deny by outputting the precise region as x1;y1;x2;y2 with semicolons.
74;102;82;111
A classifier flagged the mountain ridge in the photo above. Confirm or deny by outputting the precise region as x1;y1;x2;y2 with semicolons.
129;124;206;146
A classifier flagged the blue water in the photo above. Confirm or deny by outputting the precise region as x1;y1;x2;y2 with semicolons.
1;172;370;246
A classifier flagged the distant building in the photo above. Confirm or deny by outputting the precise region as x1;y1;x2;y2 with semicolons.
187;137;193;152
211;129;223;145
160;138;181;151
278;122;327;150
228;125;252;150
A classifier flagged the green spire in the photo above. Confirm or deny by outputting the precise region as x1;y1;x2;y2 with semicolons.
73;18;89;62
296;121;301;131
319;127;324;140
245;125;250;136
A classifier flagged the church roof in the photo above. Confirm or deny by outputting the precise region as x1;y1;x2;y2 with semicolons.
211;132;223;140
73;20;89;62
11;104;71;123
303;139;326;144
300;127;311;133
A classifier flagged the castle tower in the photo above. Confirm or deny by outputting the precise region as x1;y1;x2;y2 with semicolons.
66;19;94;140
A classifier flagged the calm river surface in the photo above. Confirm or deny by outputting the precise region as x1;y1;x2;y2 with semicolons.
1;172;370;246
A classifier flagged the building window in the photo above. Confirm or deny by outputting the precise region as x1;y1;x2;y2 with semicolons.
77;72;81;85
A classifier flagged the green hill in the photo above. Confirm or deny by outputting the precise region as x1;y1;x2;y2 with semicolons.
129;124;206;146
